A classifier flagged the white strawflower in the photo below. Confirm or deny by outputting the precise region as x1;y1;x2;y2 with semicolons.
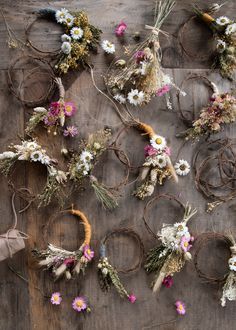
80;151;93;163
216;16;231;26
174;222;189;236
70;27;83;40
156;155;167;168
174;159;190;176
65;13;74;27
216;39;226;53
225;23;236;35
61;34;71;43
229;256;236;271
101;40;115;54
113;94;126;104
30;150;43;162
150;134;167;151
33;107;47;113
25;141;39;151
55;8;68;24
127;89;145;106
0;151;16;160
61;41;71;54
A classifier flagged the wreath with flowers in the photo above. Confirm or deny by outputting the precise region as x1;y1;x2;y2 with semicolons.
143;194;197;293
32;207;94;281
0;139;67;207
27;8;102;75
25;78;77;137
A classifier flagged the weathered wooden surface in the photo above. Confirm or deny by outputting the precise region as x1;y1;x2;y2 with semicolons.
1;1;236;329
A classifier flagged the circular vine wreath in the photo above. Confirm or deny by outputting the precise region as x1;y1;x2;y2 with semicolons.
8;55;56;107
33;206;94;281
0;139;67;207
26;8;102;75
194;232;236;307
97;227;144;302
193;139;236;212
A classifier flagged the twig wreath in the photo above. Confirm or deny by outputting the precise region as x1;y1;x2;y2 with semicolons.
26;8;102;75
176;73;236;140
193;139;236;212
32;206;94;281
143;194;197;293
97;228;144;303
194;232;236;307
114;121;178;199
68;129;130;209
193;4;236;80
0;139;67;207
104;0;185;110
25;77;77;137
8;56;56;107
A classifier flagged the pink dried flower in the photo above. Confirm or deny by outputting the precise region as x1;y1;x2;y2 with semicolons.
63;126;78;137
175;300;186;315
44;113;57;126
128;294;136;303
72;296;87;312
180;236;192;253
50;292;62;305
115;21;127;36
64;102;76;117
63;258;75;267
134;50;145;63
49;102;60;116
162;275;173;288
164;147;171;156
83;245;94;261
144;145;158;157
156;85;171;97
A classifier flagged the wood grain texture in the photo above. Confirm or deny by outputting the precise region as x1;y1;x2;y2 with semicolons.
1;1;236;329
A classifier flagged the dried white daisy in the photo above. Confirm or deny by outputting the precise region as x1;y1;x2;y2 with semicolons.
30;150;43;162
216;39;226;53
216;16;231;26
65;13;74;27
156;155;167;168
127;89;145;106
113;94;126;104
150;135;167;151
225;23;236;35
55;8;68;24
80;151;93;163
174;160;190;176
70;27;84;40
61;41;71;54
76;162;90;176
61;34;71;43
101;40;115;54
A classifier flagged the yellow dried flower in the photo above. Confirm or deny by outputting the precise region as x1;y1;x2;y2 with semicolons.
79;11;89;27
59;62;70;74
83;26;93;41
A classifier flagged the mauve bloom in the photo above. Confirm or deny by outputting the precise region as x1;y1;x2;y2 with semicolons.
50;292;62;305
44;113;57;126
72;296;87;312
83;245;94;261
128;294;136;303
164;147;171;156
156;85;171;97
180;236;192;253
134;50;145;63
144;145;158;157
63;258;75;267
50;102;60;116
115;21;127;36
162;275;173;288
63;126;78;137
64;102;76;117
175;300;186;315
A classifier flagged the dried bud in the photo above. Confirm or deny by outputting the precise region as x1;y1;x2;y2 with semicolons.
115;59;126;68
226;46;235;55
207;3;222;13
61;148;69;157
133;31;141;41
65;270;72;280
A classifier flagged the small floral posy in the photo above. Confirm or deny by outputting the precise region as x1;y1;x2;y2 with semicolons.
178;82;236;140
32;208;94;280
72;296;91;314
133;122;178;199
193;5;236;79
145;203;197;293
0;139;67;207
104;0;185;110
26;78;77;137
37;8;102;74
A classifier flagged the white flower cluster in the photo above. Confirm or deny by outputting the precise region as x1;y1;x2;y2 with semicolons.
76;150;94;176
229;256;236;272
55;8;84;55
158;222;190;251
215;16;236;35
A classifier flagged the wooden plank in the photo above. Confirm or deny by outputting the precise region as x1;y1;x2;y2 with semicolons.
0;1;236;330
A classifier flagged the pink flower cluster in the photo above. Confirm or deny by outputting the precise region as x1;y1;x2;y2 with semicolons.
44;101;76;127
180;236;194;252
156;85;171;97
134;50;145;63
115;21;127;36
144;145;171;157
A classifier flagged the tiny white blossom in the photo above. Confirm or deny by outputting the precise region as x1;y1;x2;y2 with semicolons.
61;34;71;43
101;40;115;54
55;8;69;24
61;41;71;54
127;89;145;106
